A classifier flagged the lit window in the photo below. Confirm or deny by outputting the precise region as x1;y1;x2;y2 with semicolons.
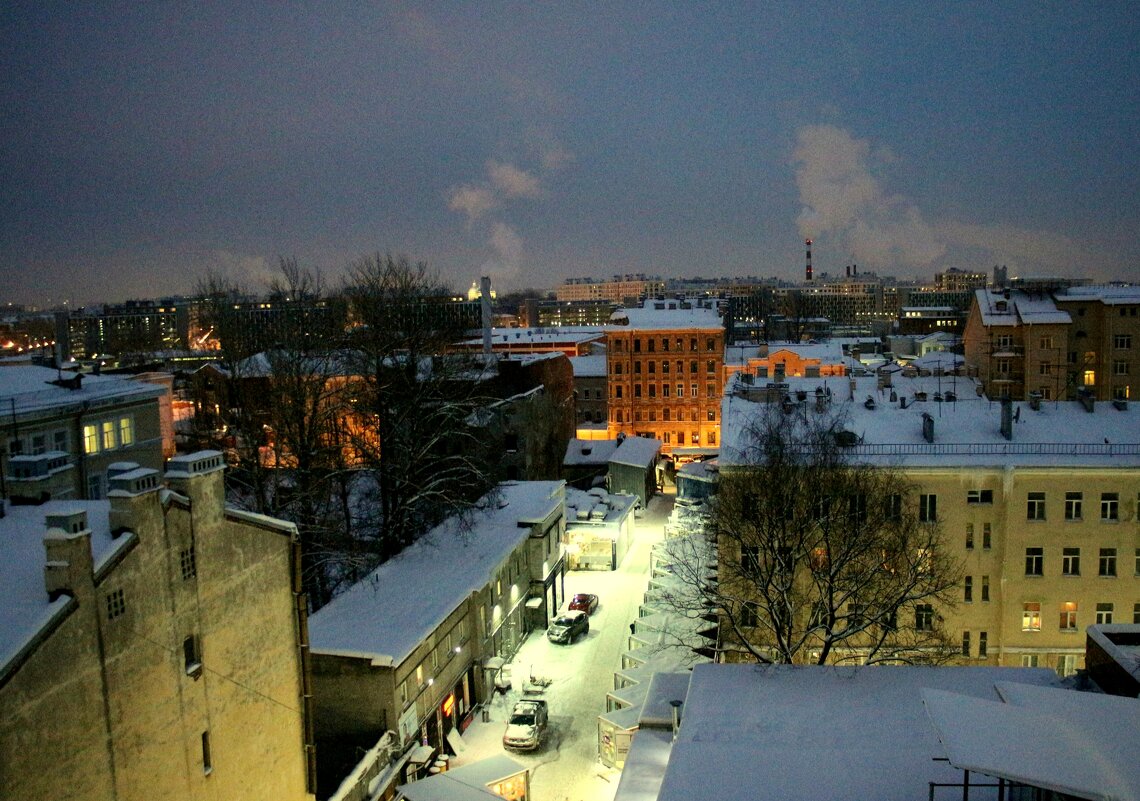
1022;602;1041;631
118;417;133;446
83;424;99;454
1059;602;1078;631
1083;369;1096;386
102;420;115;450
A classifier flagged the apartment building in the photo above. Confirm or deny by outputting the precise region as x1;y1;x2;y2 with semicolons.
964;286;1140;402
720;372;1140;675
605;299;725;453
308;481;565;796
557;275;667;304
1;365;167;502
0;452;314;801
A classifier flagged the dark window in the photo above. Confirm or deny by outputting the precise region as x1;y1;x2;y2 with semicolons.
184;635;202;676
978;631;988;657
966;489;993;504
982;524;992;549
741;546;760;575
1099;548;1117;577
1096;603;1114;625
202;731;212;774
1064;492;1082;520
981;575;990;602
885;494;902;521
915;604;934;631
1062;547;1080;576
1025;547;1044;576
965;524;974;550
961;631;970;657
919;494;937;522
740;601;758;628
1101;493;1119;521
963;576;973;602
1027;492;1046;521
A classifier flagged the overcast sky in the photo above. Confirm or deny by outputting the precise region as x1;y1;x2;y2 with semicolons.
2;3;1138;305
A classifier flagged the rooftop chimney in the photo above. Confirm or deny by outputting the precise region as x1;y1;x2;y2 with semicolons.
1000;397;1013;440
805;239;813;283
922;412;934;443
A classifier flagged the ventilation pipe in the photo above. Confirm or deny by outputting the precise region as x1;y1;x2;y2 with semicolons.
480;276;492;356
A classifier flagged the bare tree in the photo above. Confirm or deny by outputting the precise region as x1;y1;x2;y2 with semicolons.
341;254;498;565
663;400;960;665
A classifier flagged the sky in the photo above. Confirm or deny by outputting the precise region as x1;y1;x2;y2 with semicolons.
2;3;1138;306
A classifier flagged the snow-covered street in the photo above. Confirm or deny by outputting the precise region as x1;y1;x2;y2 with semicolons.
446;494;672;801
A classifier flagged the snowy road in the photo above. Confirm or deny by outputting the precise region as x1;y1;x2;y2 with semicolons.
449;494;672;801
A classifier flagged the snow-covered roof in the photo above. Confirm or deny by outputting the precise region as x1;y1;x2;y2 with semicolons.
607;300;722;331
563;438;619;466
922;682;1140;801
643;664;1060;801
397;754;527;801
568;354;607;378
0;365;163;418
564;486;635;527
457;327;604;346
610;436;662;468
720;373;1140;469
1055;284;1140;305
972;289;1072;326
0;500;116;676
308;482;565;666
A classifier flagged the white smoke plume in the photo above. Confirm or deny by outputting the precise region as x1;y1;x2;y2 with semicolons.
487;160;542;198
447;185;499;224
793;124;945;268
484;222;524;282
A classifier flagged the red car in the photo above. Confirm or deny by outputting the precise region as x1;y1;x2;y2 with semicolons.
568;593;599;615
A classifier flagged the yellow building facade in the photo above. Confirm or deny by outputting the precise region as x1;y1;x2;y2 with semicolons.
0;453;314;801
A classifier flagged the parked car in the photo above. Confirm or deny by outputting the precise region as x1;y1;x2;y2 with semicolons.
502;699;548;751
568;593;599;615
547;610;590;644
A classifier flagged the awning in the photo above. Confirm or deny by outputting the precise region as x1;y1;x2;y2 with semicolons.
407;744;435;765
483;656;506;671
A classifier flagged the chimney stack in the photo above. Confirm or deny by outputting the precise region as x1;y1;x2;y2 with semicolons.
480;276;493;356
1000;397;1013;440
805;239;813;283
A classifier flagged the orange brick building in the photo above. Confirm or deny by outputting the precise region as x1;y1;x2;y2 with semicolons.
605;299;724;452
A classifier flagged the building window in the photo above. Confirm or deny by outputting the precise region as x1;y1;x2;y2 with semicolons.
966;489;993;505
1058;654;1078;677
101;420;116;450
740;601;758;628
982;523;992;549
180;548;197;580
633;339;641;353
965;524;974;550
919;494;937;522
706;383;715;398
996;334;1013;350
647;339;655;353
1039;335;1054;349
915;604;934;632
1135;548;1140;576
1098;548;1117;577
741;545;759;575
981;575;990;602
961;631;970;657
663;408;671;421
709;430;716;445
1062;547;1080;576
614;386;622;399
662;337;670;352
690;383;698;398
202;731;212;775
963;576;973;602
1025;547;1043;576
1134;603;1140;625
1022;602;1041;631
707;409;715;422
106;589;126;620
1114;333;1132;349
690;431;699;444
184;635;202;676
1064;492;1082;520
676;383;684;397
707;337;715;350
662;360;670;374
633;385;641;398
689;338;697;352
1059;602;1078;631
1095;603;1114;625
648;384;656;398
614;362;622;375
1115;360;1130;376
1027;492;1046;521
633;361;642;375
885;494;902;521
1101;493;1119;521
706;359;716;374
118;417;133;446
1083;369;1096;386
978;631;988;657
1021;654;1039;668
53;430;68;451
83;424;99;454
